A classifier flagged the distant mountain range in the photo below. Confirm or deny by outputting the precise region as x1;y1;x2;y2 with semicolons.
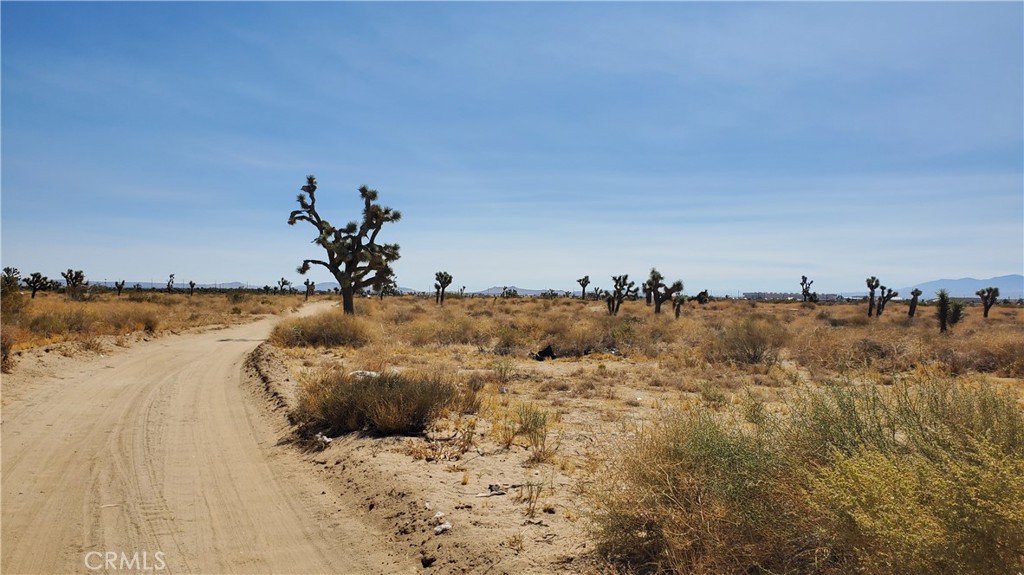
89;275;1022;300
895;275;1022;300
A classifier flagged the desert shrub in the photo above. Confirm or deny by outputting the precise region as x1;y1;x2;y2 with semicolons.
592;407;812;574
711;313;788;365
1;324;24;373
297;368;456;435
593;377;1024;574
270;310;370;348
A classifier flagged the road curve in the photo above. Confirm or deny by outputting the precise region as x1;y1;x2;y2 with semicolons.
2;310;410;574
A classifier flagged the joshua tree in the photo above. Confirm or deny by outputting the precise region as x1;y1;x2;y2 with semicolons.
936;289;965;333
642;280;654;306
647;268;684;314
288;175;401;315
371;269;398;300
114;280;126;297
166;274;175;294
278;277;292;293
672;293;687;319
865;276;880;317
907;288;922;318
188;281;197;297
800;275;819;303
977;287;1000;318
605;274;639;316
23;272;49;299
61;269;87;300
577;275;590;301
693;290;710;305
303;278;316;301
434;271;453;305
875;286;898;317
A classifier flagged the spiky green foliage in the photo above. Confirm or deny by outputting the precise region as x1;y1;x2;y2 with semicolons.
434;271;453;305
908;288;923;317
936;289;965;333
876;286;898;317
977;287;1000;318
866;276;880;317
288;175;401;315
605;274;638;316
577;275;590;301
22;272;49;299
61;269;87;301
647;268;684;314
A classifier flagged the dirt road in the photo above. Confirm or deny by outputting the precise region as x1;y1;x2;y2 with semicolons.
1;308;414;574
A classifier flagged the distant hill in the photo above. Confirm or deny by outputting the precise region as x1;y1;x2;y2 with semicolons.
897;275;1023;300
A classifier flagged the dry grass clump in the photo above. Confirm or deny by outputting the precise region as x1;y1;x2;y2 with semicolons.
296;367;466;436
709;312;789;365
270;309;371;348
591;377;1024;575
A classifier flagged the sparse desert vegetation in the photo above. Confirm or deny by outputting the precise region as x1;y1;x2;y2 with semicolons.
262;293;1024;574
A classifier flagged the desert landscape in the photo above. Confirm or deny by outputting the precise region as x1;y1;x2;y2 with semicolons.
2;285;1022;574
3;2;1023;574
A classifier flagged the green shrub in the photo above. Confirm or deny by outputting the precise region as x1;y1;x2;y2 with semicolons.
271;310;370;348
297;368;456;436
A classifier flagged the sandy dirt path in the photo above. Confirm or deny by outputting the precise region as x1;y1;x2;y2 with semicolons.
2;307;414;574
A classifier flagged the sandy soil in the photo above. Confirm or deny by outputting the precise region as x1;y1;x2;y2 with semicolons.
1;304;416;574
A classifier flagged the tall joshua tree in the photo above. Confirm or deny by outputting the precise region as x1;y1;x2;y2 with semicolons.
865;276;880;317
435;271;453;305
288;175;401;315
114;280;126;298
936;289;965;333
875;286;898;317
647;268;684;314
577;275;590;301
23;272;49;299
605;274;639;316
907;288;923;318
977;287;999;318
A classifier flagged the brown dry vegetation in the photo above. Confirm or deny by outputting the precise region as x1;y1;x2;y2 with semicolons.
1;289;302;371
270;295;1024;574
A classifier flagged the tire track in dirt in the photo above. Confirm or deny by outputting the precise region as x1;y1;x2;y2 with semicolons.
2;306;414;574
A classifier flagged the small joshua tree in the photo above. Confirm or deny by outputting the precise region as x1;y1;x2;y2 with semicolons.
936;289;965;333
303;278;316;301
800;275;818;303
371;269;398;300
166;274;175;294
647;268;683;314
907;288;923;318
875;286;898;317
1;268;24;314
434;271;453;305
23;272;50;299
278;277;292;294
61;269;87;300
188;281;197;297
642;280;654;306
693;290;710;305
288;175;402;315
865;276;880;317
577;275;590;301
977;287;999;318
605;274;638;316
114;280;126;297
672;293;687;319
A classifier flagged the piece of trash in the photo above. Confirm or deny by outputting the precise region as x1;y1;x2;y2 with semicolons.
499;387;509;394
433;521;452;535
348;370;380;380
476;484;507;497
314;432;332;446
432;511;446;524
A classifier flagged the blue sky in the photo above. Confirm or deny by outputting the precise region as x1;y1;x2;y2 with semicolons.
2;2;1021;295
